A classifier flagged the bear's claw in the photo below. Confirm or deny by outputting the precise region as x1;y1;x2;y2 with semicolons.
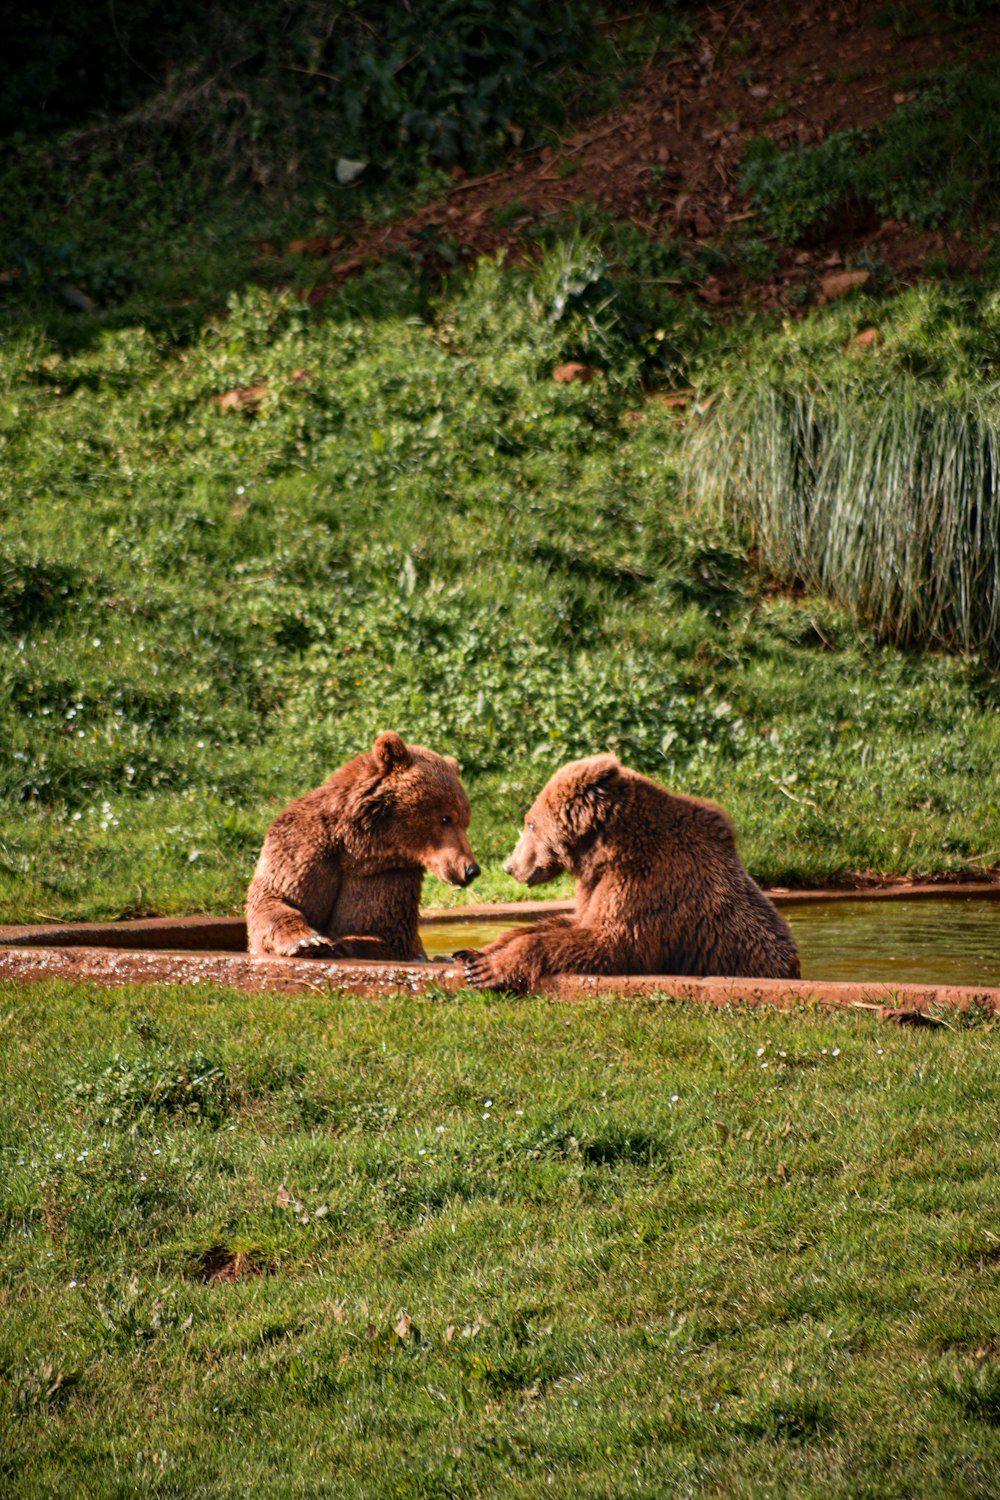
286;933;338;958
457;948;497;989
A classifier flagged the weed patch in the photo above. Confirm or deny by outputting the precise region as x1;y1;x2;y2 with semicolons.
68;1051;230;1126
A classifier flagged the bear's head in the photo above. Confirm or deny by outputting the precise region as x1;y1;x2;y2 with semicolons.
503;753;625;886
364;730;479;888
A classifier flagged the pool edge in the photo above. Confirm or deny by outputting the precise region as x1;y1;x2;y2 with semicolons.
0;941;997;1016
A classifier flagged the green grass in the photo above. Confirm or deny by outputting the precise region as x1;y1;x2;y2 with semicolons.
2;979;999;1497
2;261;999;922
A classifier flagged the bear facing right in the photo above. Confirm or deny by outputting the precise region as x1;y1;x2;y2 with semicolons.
247;731;479;960
461;753;799;992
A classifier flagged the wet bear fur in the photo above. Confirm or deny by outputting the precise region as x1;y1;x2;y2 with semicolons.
462;753;799;990
247;731;479;959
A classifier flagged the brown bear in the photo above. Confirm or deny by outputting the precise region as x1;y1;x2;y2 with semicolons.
247;731;479;959
461;753;799;990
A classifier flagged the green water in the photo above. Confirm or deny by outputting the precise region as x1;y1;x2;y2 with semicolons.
421;898;1000;986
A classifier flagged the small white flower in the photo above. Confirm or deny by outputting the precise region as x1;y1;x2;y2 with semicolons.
482;1112;490;1120
139;1173;147;1181
418;1148;426;1156
756;1045;766;1056
435;1125;445;1133
832;1047;841;1057
670;1094;679;1103
69;1279;77;1288
484;1099;493;1108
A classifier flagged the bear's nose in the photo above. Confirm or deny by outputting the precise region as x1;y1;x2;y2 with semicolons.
502;859;513;875
463;861;480;886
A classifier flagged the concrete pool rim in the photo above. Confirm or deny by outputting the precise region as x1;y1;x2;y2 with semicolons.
0;881;997;1016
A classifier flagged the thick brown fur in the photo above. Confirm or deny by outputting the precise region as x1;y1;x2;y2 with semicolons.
461;754;799;991
247;731;479;959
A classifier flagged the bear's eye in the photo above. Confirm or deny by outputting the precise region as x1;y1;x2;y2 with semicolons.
441;814;453;827
527;820;535;832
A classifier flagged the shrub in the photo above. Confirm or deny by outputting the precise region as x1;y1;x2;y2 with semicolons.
1;1;601;176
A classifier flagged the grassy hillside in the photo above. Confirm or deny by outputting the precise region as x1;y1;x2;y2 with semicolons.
2;254;1000;921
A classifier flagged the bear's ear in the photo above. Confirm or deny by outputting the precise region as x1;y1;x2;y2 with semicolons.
445;755;462;777
564;754;621;832
372;731;411;776
583;756;620;799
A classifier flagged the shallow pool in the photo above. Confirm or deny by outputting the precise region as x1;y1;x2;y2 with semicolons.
421;898;1000;986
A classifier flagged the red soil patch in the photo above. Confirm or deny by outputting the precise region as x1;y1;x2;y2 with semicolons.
292;0;1000;311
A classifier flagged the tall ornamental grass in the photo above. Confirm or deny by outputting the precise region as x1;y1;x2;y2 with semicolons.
686;379;1000;660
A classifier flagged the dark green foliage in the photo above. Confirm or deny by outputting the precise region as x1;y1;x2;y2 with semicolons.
0;0;599;173
741;64;1000;239
528;224;713;383
740;129;868;243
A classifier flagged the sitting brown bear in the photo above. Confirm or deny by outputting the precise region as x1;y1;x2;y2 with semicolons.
247;731;479;959
461;753;799;991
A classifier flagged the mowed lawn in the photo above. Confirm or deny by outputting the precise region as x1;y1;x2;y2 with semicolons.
2;979;999;1498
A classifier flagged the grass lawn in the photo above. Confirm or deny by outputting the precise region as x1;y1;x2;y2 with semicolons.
2;980;999;1497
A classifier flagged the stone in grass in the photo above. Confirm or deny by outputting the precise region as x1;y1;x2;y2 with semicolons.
218;385;266;412
820;269;871;301
553;362;596;384
848;327;882;353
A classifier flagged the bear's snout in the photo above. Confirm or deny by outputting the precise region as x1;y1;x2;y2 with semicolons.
426;842;480;888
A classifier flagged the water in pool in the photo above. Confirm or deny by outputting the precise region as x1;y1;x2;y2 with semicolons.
420;898;1000;986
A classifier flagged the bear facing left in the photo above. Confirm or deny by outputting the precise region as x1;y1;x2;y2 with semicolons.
246;731;479;960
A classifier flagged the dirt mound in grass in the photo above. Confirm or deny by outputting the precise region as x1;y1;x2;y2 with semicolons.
293;0;1000;311
196;1246;266;1283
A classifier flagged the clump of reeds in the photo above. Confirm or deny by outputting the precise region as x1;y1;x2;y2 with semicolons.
685;377;1000;660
